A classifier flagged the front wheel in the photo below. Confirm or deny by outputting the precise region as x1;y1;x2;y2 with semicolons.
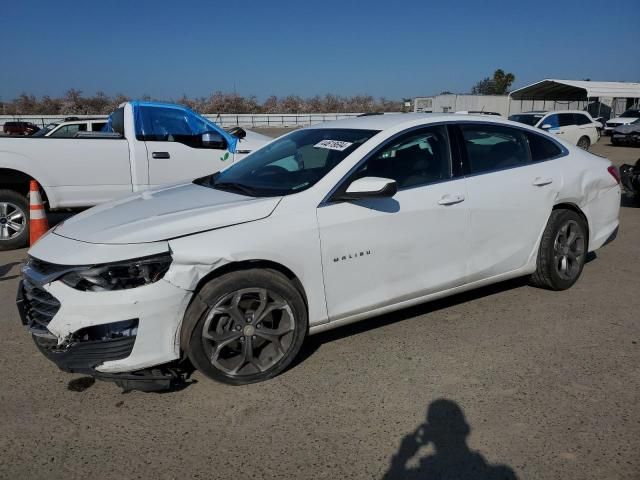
577;136;590;150
530;209;588;291
0;190;29;251
184;269;307;385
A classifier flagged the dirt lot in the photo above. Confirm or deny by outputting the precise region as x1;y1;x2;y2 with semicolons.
0;138;638;480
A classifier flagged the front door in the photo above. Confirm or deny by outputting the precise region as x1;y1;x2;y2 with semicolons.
137;105;234;186
317;125;470;321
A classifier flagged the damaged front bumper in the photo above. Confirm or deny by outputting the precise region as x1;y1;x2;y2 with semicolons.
16;263;195;390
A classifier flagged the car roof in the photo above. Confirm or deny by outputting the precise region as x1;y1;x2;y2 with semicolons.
306;112;533;131
517;110;591;116
305;113;469;130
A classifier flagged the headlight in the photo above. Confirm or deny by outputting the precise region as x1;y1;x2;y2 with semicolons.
59;253;172;291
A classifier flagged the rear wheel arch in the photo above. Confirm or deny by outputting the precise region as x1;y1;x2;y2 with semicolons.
552;203;590;244
0;168;50;205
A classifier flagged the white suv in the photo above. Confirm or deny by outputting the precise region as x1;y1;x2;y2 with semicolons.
509;111;599;150
32;117;108;137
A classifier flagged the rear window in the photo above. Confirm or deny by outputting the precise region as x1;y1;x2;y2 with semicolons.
526;133;563;162
558;113;575;127
509;114;544;127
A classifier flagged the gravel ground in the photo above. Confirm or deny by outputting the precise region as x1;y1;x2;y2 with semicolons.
0;138;638;480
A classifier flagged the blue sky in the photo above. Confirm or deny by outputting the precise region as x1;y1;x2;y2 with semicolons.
1;0;639;101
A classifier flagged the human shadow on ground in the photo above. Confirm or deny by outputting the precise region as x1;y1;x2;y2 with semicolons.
383;399;517;480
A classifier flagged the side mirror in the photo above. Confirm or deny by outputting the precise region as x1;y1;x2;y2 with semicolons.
540;124;552;130
227;126;247;139
202;131;227;149
333;177;397;201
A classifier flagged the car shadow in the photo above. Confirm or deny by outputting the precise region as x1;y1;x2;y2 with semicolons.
0;261;21;282
293;276;531;369
621;193;639;208
382;398;517;479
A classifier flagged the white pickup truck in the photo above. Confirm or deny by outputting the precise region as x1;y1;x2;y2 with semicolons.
0;101;271;250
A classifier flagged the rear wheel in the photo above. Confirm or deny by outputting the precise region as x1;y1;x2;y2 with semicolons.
0;190;28;251
577;136;590;150
530;209;588;291
184;269;307;385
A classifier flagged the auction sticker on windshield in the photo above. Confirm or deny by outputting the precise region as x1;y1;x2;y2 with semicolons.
314;139;353;151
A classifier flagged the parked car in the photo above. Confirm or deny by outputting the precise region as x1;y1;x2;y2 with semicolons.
620;159;640;200
604;109;640;135
32;118;108;137
0;101;271;250
17;114;620;391
509;111;599;150
611;118;640;146
2;121;40;136
455;111;502;116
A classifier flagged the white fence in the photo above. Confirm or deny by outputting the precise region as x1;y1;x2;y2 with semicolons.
0;113;366;129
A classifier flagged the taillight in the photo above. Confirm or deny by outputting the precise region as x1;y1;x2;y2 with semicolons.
608;166;621;184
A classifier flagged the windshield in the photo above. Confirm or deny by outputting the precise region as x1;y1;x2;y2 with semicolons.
31;123;57;137
509;114;544;126
196;128;379;197
621;109;640;118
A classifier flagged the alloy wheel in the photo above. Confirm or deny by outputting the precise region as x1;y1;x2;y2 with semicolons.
201;288;296;377
577;137;590;150
0;202;26;240
553;220;585;280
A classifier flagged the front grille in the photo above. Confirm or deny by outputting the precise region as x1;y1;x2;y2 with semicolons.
22;278;60;330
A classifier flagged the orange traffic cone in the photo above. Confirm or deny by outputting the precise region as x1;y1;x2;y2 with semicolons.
29;180;49;245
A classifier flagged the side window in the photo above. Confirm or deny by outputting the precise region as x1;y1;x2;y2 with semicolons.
138;107;193;141
574;114;591;126
558;113;576;127
50;123;87;137
137;106;225;148
526;132;563;162
461;124;531;174
91;122;107;131
542;114;559;129
352;125;451;189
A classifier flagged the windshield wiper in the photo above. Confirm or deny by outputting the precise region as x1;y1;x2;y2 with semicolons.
213;181;259;197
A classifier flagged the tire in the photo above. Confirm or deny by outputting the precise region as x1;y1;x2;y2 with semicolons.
577;136;590;150
611;138;620;146
530;209;588;291
183;268;307;385
0;189;29;251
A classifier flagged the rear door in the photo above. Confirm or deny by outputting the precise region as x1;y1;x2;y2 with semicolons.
138;106;233;186
573;113;598;144
459;123;563;281
557;113;580;145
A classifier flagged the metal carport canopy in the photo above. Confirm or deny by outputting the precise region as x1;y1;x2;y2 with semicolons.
509;79;640;101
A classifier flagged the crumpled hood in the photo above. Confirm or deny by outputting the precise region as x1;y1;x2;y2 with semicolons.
614;123;640;134
54;183;281;244
608;118;635;125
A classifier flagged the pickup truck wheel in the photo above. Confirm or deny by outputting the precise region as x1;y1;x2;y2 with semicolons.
0;190;29;251
577;136;590;150
185;269;307;385
530;209;587;291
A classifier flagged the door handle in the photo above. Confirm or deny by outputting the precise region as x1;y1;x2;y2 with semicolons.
152;152;170;159
532;177;553;187
437;194;465;206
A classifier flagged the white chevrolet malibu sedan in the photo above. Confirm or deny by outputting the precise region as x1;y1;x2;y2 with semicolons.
18;114;621;390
